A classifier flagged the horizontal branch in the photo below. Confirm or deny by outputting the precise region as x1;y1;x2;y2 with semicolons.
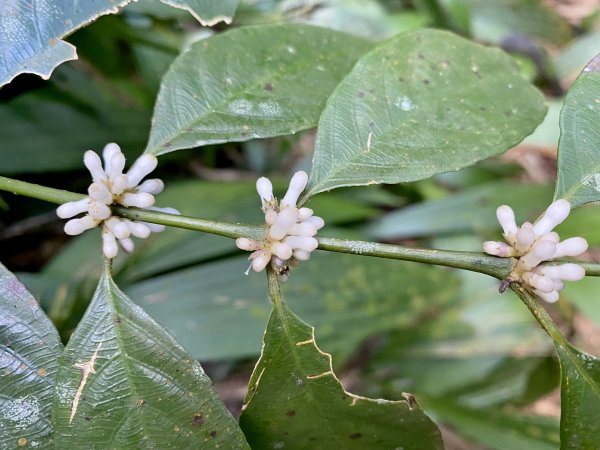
1;175;598;279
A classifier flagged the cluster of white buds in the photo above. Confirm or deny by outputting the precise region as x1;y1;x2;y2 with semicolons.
56;143;178;259
236;171;324;280
483;199;588;303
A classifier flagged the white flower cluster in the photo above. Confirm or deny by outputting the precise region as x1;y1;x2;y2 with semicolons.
483;199;587;303
56;143;178;259
236;171;324;279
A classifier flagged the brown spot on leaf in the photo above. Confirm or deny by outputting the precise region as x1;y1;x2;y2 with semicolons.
210;431;217;438
37;368;47;377
18;437;27;447
264;83;273;92
350;433;362;439
423;79;430;85
286;410;296;417
162;143;171;148
192;414;204;427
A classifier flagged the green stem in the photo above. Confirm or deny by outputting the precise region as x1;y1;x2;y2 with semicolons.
1;175;600;280
512;284;569;345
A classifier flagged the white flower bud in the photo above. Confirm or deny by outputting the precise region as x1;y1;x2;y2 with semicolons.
515;222;535;253
496;205;518;237
265;210;278;225
106;152;126;180
519;239;556;270
522;272;555;293
105;217;130;240
269;208;298;241
56;198;89;218
298;207;313;221
483;241;516;257
121;192;155;208
289;222;317;237
126;155;158;187
64;215;98;235
552;237;588;258
236;238;261;251
554;279;564;291
110;174;129;195
305;215;325;230
102;143;121;166
284;236;318;252
281;171;308;208
540;263;585;281
256;177;274;204
119;238;135;253
88;201;112;220
147;206;180;215
533;199;571;237
251;251;271;272
137;179;164;195
534;289;560;303
84;151;106;182
143;223;166;233
292;249;311;261
88;182;113;204
128;221;151;238
538;232;560;243
271;242;293;260
102;230;118;259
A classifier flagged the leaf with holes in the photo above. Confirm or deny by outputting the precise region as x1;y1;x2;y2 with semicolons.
51;262;249;449
555;341;600;449
144;24;372;155
0;262;63;449
554;54;600;207
239;270;443;449
304;28;546;199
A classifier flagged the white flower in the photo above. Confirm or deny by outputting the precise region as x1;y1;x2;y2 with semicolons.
483;199;587;303
57;143;178;259
236;171;324;279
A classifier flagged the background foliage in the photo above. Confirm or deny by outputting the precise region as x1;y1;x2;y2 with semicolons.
1;0;600;449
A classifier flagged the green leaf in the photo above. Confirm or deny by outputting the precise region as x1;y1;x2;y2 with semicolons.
555;342;600;449
0;262;63;449
554;54;600;207
158;0;239;25
304;28;546;198
127;252;459;363
367;181;552;241
145;24;372;155
467;0;571;45
239;271;443;449
51;262;249;449
423;397;560;450
0;0;134;87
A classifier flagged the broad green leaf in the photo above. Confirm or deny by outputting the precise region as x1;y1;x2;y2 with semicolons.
367;181;552;240
127;253;459;363
145;24;372;155
0;262;63;449
467;0;571;45
0;65;150;174
422;397;560;450
51;262;249;449
304;28;546;198
554;54;600;207
555;342;600;449
239;273;443;449
0;0;132;87
158;0;239;25
369;270;550;396
0;0;236;88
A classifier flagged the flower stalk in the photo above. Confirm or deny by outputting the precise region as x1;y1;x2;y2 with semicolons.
1;174;599;279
